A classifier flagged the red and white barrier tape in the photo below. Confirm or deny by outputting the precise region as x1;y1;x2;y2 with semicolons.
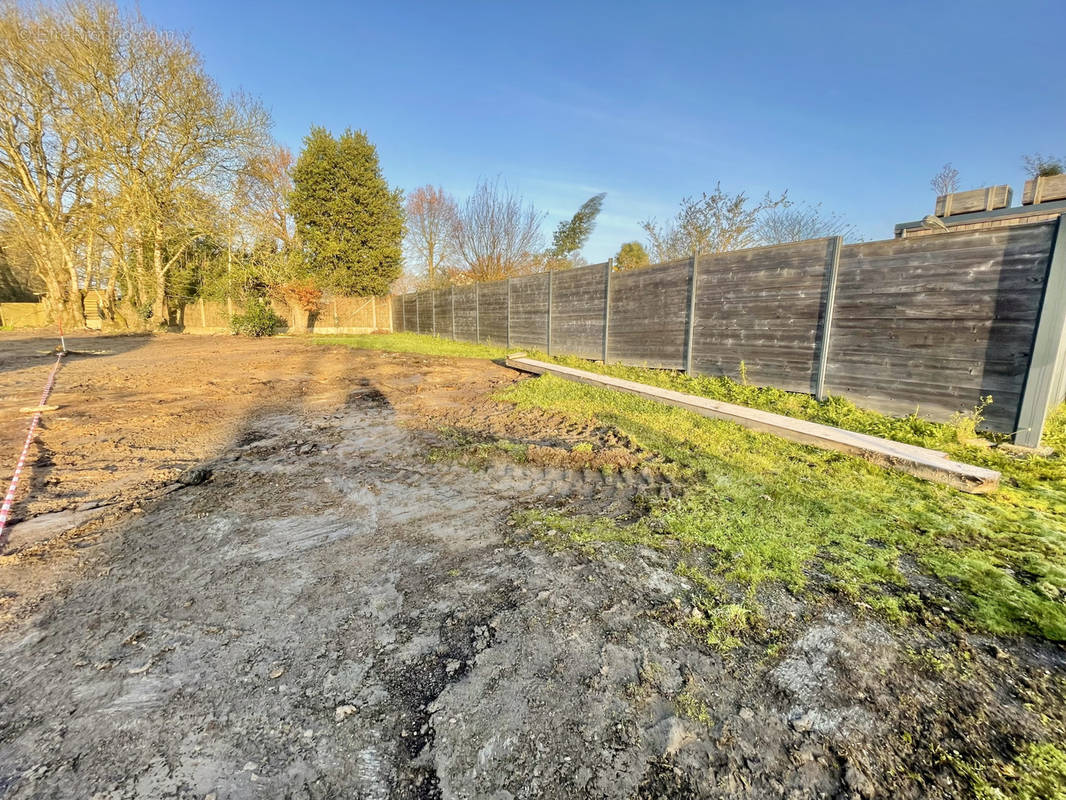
0;351;65;552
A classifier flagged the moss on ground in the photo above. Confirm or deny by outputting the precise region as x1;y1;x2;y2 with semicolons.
969;743;1066;799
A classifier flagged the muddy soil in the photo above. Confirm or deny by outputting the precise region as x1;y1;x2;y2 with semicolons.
0;333;1062;799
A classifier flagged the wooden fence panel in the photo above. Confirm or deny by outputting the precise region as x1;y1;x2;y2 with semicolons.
433;289;453;337
452;285;478;341
0;302;50;328
607;259;690;369
477;280;509;344
416;290;434;333
509;273;550;350
690;239;832;393
392;296;404;331
550;262;608;359
402;294;417;332
329;297;375;330
825;222;1056;431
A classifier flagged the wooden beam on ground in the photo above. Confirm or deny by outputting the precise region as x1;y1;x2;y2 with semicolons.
504;354;1000;494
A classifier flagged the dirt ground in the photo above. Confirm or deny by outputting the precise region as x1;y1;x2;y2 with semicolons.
0;333;1062;799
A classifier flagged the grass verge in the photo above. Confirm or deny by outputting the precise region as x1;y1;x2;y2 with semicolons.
313;331;508;360
504;374;1066;641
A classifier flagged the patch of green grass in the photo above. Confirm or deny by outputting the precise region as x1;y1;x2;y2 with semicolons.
1045;404;1066;456
427;428;529;469
675;689;712;726
540;354;1011;452
314;331;509;360
502;374;1066;640
971;743;1066;800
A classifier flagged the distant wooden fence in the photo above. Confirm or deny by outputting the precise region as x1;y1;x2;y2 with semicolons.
181;295;392;334
0;302;49;328
2;293;392;336
393;220;1066;446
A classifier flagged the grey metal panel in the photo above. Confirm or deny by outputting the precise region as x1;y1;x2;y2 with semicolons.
452;285;478;341
509;272;550;350
826;222;1055;432
689;239;832;393
607;259;690;369
477;280;508;344
550;262;608;360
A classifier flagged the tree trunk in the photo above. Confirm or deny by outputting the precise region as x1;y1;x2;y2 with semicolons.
151;222;168;325
64;253;87;329
132;242;145;308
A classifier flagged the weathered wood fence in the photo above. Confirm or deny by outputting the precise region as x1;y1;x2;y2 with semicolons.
392;220;1066;446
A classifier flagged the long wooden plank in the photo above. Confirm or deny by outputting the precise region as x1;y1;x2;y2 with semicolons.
504;355;1000;494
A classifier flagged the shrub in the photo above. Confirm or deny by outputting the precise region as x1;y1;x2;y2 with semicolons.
231;298;284;337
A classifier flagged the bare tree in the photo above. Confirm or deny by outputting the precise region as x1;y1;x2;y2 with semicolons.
452;178;545;281
406;185;458;288
930;163;961;196
1022;153;1065;178
235;144;296;252
756;203;857;245
641;184;788;261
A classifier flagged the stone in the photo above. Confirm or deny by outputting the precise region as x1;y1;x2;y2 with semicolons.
845;762;875;798
178;467;212;486
335;705;358;722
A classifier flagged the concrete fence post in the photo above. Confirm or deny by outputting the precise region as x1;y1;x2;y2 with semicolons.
602;261;612;363
475;283;481;344
451;287;456;340
431;290;437;335
1015;217;1066;447
415;292;421;334
547;270;554;355
814;236;843;401
684;253;700;374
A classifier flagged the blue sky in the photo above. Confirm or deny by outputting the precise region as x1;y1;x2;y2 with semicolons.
128;0;1065;262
